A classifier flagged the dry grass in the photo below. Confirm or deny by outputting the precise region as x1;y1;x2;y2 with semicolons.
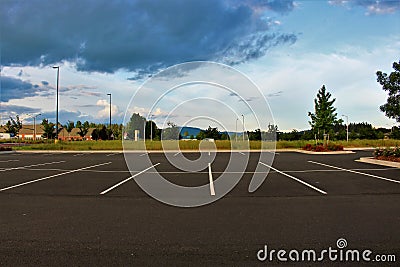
12;139;400;151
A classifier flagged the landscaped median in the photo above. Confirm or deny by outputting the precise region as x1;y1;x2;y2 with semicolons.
356;147;400;168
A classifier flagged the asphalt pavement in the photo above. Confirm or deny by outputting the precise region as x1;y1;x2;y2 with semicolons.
0;150;399;266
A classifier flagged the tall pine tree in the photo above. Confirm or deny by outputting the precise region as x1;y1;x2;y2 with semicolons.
308;85;339;136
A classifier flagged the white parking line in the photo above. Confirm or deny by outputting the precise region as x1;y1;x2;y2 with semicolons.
208;163;215;196
0;162;112;192
0;161;66;172
139;153;148;157
0;159;19;163
173;152;180;157
100;163;160;195
73;153;84;157
308;161;400;184
106;153;118;157
259;162;327;195
238;152;246;156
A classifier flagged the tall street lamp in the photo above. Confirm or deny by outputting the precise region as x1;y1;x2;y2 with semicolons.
235;118;238;142
150;114;154;141
53;66;60;141
241;114;245;141
107;93;112;139
342;114;349;142
26;113;41;140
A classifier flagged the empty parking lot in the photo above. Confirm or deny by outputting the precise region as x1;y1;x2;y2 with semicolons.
0;150;399;265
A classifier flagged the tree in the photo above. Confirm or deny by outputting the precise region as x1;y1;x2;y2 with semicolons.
264;123;278;141
162;121;181;140
4;120;14;135
41;119;55;139
64;120;74;140
5;115;23;137
308;85;340;137
125;113;146;139
377;60;400;123
76;120;90;138
248;129;261;140
145;120;157;140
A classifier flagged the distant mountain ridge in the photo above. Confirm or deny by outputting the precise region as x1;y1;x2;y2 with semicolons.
179;126;241;138
179;126;201;137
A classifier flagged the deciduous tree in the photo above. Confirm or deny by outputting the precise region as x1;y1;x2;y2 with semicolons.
377;60;400;123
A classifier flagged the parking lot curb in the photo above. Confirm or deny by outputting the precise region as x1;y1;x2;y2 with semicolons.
357;157;400;168
296;150;355;155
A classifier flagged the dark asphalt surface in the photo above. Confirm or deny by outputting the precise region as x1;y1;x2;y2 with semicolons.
0;150;399;266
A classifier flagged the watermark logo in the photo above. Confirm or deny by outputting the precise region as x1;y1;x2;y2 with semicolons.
257;238;396;263
122;61;276;207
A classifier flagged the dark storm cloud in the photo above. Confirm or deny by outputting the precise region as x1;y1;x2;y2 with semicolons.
0;76;41;102
328;0;400;14
1;0;297;75
0;104;40;115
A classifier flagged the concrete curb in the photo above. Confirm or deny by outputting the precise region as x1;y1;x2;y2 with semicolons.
357;157;400;168
344;147;375;151
296;150;355;155
0;150;16;154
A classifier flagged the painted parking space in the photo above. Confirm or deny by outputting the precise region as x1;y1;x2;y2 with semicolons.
0;151;398;199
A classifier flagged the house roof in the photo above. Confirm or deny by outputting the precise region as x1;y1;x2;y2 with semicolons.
0;124;95;137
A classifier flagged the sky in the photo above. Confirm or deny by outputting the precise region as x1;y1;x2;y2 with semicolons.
1;0;399;132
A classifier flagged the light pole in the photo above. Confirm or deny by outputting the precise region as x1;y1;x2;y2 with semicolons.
241;114;245;141
53;66;59;141
107;93;112;139
25;113;41;140
342;115;349;142
235;118;238;142
150;114;154;141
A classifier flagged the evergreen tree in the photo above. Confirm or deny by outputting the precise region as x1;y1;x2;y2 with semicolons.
308;85;339;136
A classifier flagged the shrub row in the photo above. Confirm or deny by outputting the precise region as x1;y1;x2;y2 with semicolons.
303;143;344;152
374;147;400;158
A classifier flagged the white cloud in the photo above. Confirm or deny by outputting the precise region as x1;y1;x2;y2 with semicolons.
242;36;400;131
96;99;120;119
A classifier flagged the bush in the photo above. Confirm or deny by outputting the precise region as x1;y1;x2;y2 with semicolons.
374;147;400;158
303;143;344;152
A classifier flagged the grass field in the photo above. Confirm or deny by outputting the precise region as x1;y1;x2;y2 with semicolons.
8;139;400;151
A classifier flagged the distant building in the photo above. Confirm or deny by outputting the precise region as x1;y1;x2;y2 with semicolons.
0;125;95;141
58;127;96;141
